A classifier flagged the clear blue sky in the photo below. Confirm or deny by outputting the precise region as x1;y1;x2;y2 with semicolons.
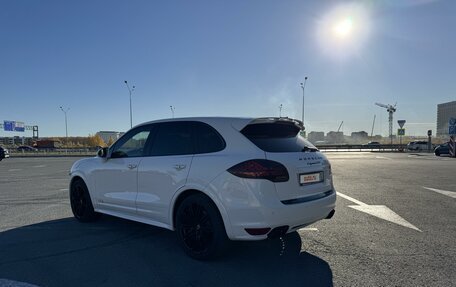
1;0;455;137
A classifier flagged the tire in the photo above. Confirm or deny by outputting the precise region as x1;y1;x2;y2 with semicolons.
435;150;440;156
176;194;228;260
70;179;100;222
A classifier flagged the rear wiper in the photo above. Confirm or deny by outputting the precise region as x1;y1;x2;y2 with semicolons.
302;146;318;152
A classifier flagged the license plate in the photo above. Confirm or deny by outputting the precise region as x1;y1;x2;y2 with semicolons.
299;172;323;185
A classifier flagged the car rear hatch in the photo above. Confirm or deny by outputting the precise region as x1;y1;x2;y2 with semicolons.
240;118;333;202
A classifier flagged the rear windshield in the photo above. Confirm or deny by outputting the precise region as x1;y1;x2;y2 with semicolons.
241;122;317;152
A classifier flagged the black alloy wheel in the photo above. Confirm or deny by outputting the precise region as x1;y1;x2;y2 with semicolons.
70;179;100;222
176;194;227;260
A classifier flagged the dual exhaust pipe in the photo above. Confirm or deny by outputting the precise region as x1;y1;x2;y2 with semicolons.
249;209;336;239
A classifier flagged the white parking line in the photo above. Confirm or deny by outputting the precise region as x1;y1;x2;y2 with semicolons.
423;187;456;199
59;188;69;191
32;165;46;168
375;156;391;160
337;192;366;206
298;227;318;231
297;227;318;236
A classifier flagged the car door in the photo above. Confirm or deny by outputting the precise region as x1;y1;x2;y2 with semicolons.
93;125;154;215
136;121;194;226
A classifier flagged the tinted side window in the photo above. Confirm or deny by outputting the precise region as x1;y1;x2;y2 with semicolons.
111;126;153;158
191;122;226;154
150;122;193;156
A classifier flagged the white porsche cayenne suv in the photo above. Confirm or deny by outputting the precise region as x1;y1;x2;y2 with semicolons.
69;117;336;259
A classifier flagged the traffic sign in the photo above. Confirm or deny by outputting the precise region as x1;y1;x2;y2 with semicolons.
450;118;456;126
450;118;456;135
3;120;25;132
450;126;456;135
398;129;405;136
397;120;406;128
15;121;25;132
3;121;14;131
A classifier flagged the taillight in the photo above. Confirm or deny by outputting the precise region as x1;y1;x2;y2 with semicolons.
227;159;289;182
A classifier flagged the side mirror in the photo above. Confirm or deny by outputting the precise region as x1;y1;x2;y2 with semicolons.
97;147;108;158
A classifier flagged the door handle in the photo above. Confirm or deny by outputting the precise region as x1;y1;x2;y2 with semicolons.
128;164;137;169
174;164;186;171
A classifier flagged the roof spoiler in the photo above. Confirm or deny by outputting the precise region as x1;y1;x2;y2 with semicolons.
248;117;304;130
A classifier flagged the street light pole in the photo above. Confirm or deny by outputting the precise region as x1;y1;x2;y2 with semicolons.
59;106;70;145
124;81;135;128
279;104;283;118
300;77;308;129
170;106;175;118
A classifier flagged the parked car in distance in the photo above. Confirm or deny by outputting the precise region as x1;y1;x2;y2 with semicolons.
364;141;381;147
17;145;38;152
0;146;10;161
434;142;450;156
314;140;328;145
407;141;429;151
69;117;336;260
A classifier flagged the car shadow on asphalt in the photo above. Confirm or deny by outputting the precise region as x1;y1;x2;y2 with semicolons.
0;216;333;287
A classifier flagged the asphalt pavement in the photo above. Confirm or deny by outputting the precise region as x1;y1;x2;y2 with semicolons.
0;153;455;287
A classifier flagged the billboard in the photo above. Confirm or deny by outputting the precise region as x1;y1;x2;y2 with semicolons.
3;121;25;132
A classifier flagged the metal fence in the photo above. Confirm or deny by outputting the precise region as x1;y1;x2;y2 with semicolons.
8;148;97;157
315;144;435;152
5;145;436;157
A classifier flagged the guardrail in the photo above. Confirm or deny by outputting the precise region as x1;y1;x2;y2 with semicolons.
4;145;436;157
8;149;97;157
315;144;435;152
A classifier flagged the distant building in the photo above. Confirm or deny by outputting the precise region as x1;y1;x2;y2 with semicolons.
96;131;124;144
0;136;34;146
326;131;344;144
437;101;456;137
351;131;368;142
308;132;325;144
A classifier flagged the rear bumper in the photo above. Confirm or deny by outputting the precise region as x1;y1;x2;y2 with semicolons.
206;171;337;241
226;190;336;240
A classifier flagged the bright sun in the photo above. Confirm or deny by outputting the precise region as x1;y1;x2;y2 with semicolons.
316;3;370;60
333;18;353;38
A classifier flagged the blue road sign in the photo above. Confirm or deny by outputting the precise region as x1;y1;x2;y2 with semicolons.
3;121;25;132
450;118;456;135
450;118;456;126
450;126;456;135
4;121;14;131
14;121;25;132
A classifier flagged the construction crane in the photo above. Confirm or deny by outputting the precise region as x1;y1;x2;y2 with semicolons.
375;102;397;145
337;121;344;132
370;115;376;138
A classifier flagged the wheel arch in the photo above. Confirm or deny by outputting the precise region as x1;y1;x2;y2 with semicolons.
170;189;232;237
70;175;84;187
69;172;92;196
